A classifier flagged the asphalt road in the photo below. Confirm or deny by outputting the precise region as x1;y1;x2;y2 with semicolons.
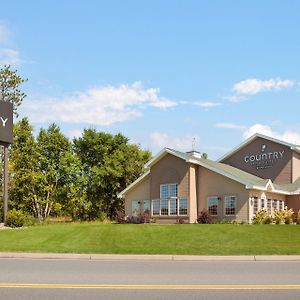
0;258;299;299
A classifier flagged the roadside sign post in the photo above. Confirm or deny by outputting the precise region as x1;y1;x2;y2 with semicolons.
0;100;13;220
3;145;8;218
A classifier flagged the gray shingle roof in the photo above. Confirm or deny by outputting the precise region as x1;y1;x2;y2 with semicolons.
168;148;269;188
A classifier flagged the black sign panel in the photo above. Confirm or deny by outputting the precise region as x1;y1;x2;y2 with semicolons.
0;101;13;144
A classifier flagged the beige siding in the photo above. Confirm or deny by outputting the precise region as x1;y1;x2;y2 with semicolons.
149;154;190;224
150;153;189;200
189;164;198;223
292;152;300;182
286;195;300;215
197;167;249;222
124;177;150;216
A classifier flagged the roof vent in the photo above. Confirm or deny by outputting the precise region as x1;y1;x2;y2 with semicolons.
186;150;202;159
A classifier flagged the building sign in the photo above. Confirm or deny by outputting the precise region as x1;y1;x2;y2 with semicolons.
0;101;13;144
243;144;284;170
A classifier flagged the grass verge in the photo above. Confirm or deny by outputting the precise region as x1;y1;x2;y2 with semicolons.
0;223;299;255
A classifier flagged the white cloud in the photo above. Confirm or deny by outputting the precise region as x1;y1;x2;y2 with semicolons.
150;132;200;152
150;97;177;109
0;48;21;65
223;95;246;103
21;82;178;126
0;24;9;43
67;129;83;139
192;101;222;108
233;78;294;95
243;124;300;145
0;23;22;66
215;123;246;130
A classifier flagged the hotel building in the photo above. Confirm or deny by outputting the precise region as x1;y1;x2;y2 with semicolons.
118;133;300;223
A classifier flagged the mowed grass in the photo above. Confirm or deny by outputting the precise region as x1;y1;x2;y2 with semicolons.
0;223;299;255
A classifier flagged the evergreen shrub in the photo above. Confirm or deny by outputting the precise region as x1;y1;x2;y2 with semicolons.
5;209;35;228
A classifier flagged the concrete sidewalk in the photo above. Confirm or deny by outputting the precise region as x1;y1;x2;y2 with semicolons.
0;252;300;261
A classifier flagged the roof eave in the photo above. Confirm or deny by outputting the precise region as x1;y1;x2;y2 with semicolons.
117;170;150;198
145;148;188;169
217;133;300;162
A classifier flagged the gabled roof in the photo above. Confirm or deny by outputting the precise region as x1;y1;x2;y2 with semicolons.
217;133;300;162
190;157;270;189
144;147;189;168
119;140;300;198
117;170;150;198
273;176;300;194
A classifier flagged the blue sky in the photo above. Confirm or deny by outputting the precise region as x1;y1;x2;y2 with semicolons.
1;1;300;159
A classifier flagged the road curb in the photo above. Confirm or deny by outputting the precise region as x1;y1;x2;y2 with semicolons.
0;252;300;261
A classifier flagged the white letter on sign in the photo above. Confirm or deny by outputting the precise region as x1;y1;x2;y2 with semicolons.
0;117;8;127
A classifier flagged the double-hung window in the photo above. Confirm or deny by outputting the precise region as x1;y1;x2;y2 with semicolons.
178;198;188;215
260;198;265;210
143;200;151;214
132;200;140;216
253;197;258;214
225;196;236;216
279;200;284;211
170;199;178;215
160;199;169;215
272;199;278;212
152;200;160;216
207;197;218;216
267;199;272;214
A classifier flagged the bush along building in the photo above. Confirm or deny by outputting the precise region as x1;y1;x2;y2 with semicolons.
118;133;300;223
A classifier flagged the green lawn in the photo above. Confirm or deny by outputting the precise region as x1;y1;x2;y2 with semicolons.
0;223;299;255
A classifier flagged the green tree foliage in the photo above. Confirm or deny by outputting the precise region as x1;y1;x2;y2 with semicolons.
32;124;71;219
73;129;151;218
9;121;151;221
0;65;27;219
10;120;74;220
9;118;36;214
0;65;27;117
56;151;90;220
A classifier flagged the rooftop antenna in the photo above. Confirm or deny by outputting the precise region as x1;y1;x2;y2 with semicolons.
192;137;196;151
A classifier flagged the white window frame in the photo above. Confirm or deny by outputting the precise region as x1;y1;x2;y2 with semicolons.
260;198;266;210
160;199;169;216
279;200;284;211
253;197;259;215
151;198;188;217
131;200;141;216
143;200;151;214
169;198;178;215
178;198;188;216
224;195;237;216
152;199;160;216
160;183;178;199
207;196;219;216
267;199;272;214
272;199;278;212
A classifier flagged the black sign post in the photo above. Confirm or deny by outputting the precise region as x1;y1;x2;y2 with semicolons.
0;101;13;220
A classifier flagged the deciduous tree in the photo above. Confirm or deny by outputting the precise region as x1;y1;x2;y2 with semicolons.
0;65;27;117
